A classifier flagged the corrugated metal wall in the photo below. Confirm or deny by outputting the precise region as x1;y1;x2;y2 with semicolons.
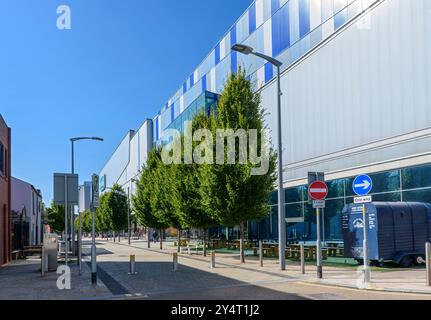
262;0;431;182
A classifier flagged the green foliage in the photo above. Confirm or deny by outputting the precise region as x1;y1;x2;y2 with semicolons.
97;184;128;232
150;149;182;230
46;203;65;233
132;149;168;230
200;68;276;259
132;67;276;250
170;112;218;230
74;210;93;233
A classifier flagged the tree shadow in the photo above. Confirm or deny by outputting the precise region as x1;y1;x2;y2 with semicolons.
96;261;306;300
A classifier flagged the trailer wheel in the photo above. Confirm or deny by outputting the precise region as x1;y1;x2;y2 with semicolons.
399;256;414;268
413;255;425;266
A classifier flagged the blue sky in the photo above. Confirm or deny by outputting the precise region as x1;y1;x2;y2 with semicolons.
0;0;253;204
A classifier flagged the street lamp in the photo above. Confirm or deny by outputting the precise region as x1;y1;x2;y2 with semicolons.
70;136;104;274
231;44;286;271
71;137;104;174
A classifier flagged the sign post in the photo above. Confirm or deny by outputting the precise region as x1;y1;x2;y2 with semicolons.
308;179;328;279
353;174;373;285
91;174;99;285
53;173;78;266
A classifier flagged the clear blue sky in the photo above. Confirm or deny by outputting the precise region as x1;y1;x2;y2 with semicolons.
0;0;252;205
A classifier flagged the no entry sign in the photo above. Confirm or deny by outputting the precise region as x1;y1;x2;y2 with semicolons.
308;181;329;201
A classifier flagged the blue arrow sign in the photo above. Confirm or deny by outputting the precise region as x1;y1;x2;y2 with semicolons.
353;175;373;196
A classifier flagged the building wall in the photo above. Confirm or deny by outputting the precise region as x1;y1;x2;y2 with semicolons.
78;182;92;213
99;120;153;194
98;0;431;242
11;177;43;245
0;115;11;265
260;0;431;182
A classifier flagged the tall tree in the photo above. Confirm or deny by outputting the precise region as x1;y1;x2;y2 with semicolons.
46;203;65;234
133;148;169;248
171;112;218;255
200;68;276;263
97;185;128;242
150;149;182;250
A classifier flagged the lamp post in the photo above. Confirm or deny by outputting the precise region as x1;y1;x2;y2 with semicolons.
231;44;286;271
70;136;104;273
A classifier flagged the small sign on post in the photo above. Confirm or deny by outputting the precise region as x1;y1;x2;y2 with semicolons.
308;178;328;280
354;196;373;204
353;174;373;286
92;174;100;208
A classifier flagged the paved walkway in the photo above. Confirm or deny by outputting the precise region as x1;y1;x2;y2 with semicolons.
91;239;431;300
0;243;110;300
2;238;431;300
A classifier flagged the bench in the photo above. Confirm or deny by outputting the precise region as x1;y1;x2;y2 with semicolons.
12;250;21;260
23;246;43;258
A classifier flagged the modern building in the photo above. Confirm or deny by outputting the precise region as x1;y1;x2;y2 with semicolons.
78;181;92;213
0;114;11;265
11;177;44;246
99;0;431;242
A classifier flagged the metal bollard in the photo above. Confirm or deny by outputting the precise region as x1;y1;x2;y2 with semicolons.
187;244;191;255
41;247;46;277
210;251;216;269
259;240;263;267
128;254;138;275
195;243;199;255
300;244;305;274
426;242;431;286
173;252;178;271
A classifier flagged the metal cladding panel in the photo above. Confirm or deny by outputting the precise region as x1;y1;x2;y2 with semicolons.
99;131;133;190
261;0;431;181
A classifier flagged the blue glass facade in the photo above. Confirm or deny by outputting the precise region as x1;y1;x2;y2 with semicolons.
153;0;377;146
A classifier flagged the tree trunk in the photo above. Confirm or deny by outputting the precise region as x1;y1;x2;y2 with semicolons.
113;231;116;242
118;232;121;242
240;221;245;263
203;229;207;257
177;230;181;253
147;228;151;248
159;229;163;250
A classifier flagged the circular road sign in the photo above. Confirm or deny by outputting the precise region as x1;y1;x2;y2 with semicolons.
353;174;373;196
308;181;329;201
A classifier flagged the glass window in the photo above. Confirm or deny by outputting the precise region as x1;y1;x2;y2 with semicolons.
371;192;401;202
323;199;345;241
285;185;304;203
403;189;431;204
327;178;344;199
304;202;317;241
402;164;431;190
286;203;303;218
345;170;400;196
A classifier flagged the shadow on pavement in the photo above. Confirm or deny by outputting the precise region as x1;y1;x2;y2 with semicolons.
95;261;306;300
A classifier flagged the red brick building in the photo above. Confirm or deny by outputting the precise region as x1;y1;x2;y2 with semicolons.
0;114;11;265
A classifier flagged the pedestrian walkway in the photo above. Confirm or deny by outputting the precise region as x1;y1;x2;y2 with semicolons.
94;238;431;299
0;243;110;300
